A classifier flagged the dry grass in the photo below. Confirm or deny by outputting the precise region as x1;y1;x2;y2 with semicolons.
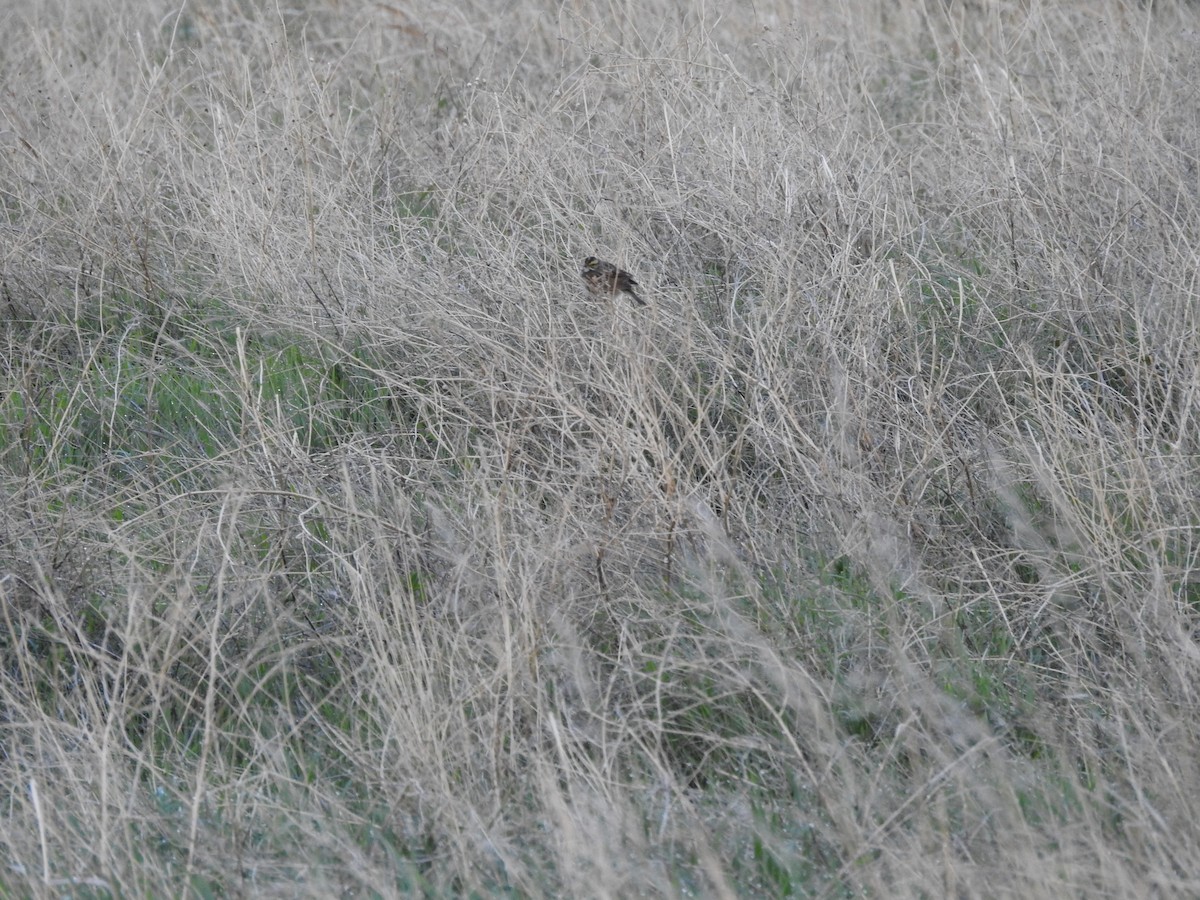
3;0;1200;895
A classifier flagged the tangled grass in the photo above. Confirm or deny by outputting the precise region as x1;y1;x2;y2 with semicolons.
2;0;1200;895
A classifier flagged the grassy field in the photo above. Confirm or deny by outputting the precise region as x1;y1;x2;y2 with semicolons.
3;0;1199;895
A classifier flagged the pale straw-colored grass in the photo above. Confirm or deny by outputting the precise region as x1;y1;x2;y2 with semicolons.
2;0;1199;895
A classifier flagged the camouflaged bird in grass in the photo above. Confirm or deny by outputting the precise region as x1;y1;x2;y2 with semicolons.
581;256;646;306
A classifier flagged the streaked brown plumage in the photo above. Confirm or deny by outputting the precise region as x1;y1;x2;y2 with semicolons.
581;256;646;306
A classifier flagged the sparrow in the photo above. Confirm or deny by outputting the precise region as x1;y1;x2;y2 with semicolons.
581;256;646;306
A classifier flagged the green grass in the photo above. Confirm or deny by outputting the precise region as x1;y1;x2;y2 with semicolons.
0;300;407;480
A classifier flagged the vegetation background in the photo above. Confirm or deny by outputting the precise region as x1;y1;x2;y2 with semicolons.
2;0;1199;895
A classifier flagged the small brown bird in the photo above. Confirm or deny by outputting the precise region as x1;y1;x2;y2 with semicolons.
581;256;646;306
